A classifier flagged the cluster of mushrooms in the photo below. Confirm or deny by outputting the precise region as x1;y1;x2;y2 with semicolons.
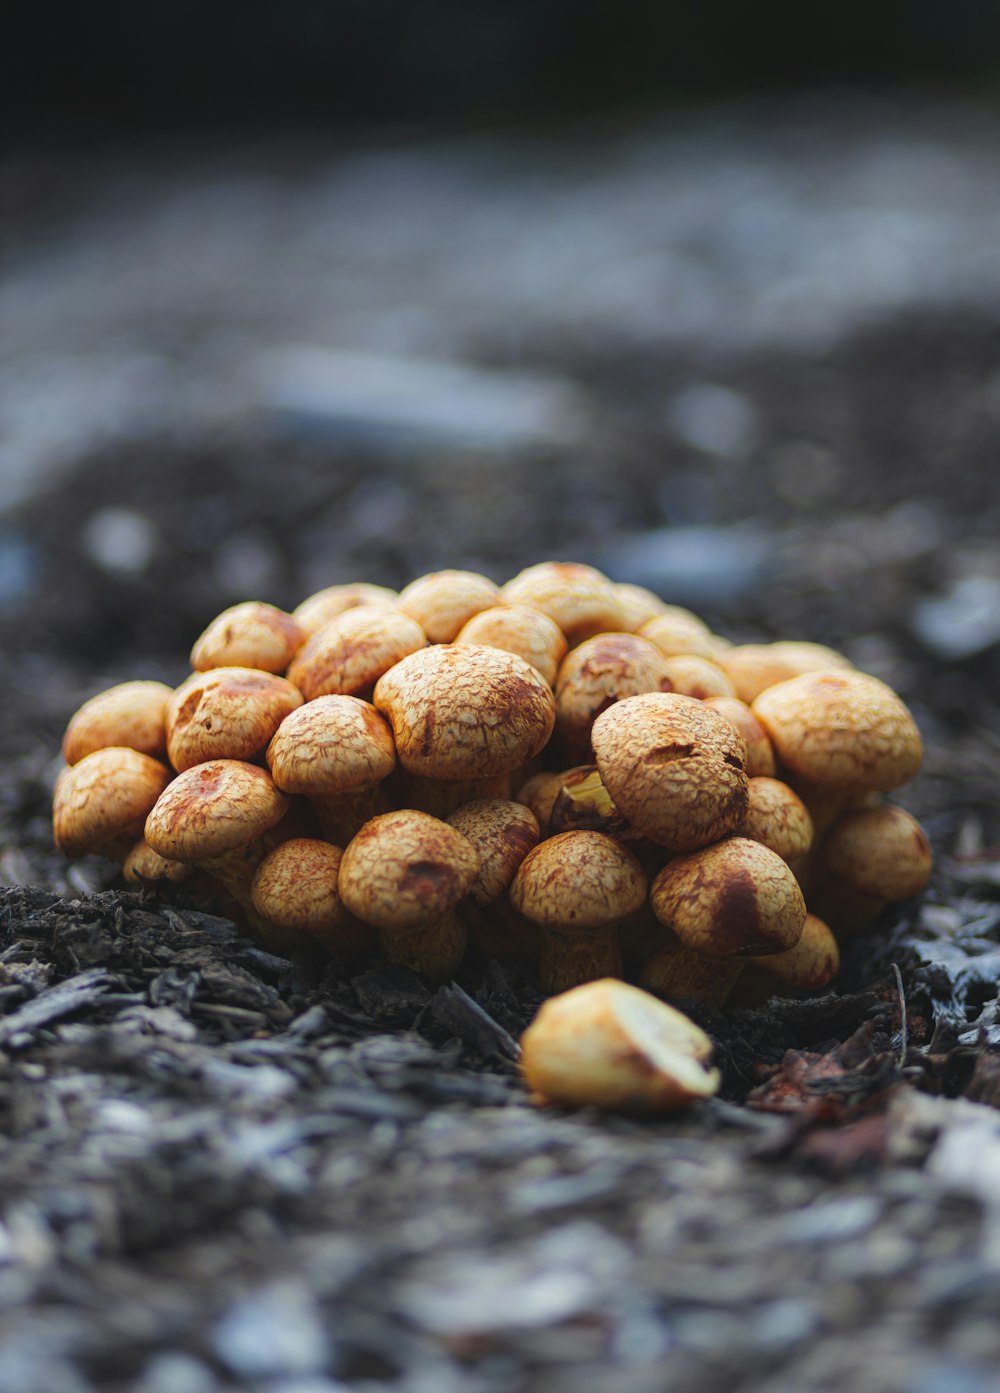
52;561;933;1108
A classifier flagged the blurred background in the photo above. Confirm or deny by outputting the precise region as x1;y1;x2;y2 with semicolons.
3;1;1000;862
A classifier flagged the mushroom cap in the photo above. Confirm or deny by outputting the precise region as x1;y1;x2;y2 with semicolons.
53;747;173;860
701;697;776;778
266;694;396;796
287;605;426;701
373;644;556;781
145;760;291;861
338;809;480;932
650;836;806;958
292;582;399;638
752;670;923;793
396;569;501;644
62;680;173;766
454;604;567;687
738;777;814;863
591;692;749;851
613;583;669;633
447;798;540;904
190;601;305;674
822;803;933;900
554;632;674;760
509;830;647;932
661;655;736;701
753;912;840;990
251;838;355;936
513;769;566;836
720;640;853;705
637;609;719;661
519;978;720;1111
500;561;626;644
122;838;197;886
167;668;303;772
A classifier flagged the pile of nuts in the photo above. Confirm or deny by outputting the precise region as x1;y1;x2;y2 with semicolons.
52;561;932;1107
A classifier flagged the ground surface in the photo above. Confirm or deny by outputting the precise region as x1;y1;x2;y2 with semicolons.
3;95;1000;1391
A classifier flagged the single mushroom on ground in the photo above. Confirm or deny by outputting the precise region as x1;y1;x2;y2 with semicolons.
396;569;501;643
189;601;306;674
62;680;173;766
641;836;807;1006
287;605;426;701
266;694;397;843
553;631;674;765
591;692;749;852
53;747;174;862
166;667;303;772
338;809;480;980
500;561;626;645
509;830;647;993
144;759;295;949
520;978;720;1112
251;838;374;958
373;643;556;816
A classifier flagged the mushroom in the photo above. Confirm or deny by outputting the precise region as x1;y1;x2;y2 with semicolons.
292;582;399;639
453;604;567;687
53;747;174;862
144;759;295;948
735;912;841;1005
123;837;200;889
447;798;541;958
190;601;305;674
513;769;567;836
287;605;426;701
641;837;807;1006
396;569;501;643
508;830;647;993
250;838;374;958
500;561;626;645
720;640;853;705
166;667;303;772
660;655;736;701
266;694;396;843
520;979;720;1112
338;809;479;980
553;631;674;765
62;680;173;766
591;692;749;851
819;803;933;902
613;582;669;633
738;777;814;863
637;608;720;661
752;670;924;795
701;696;776;778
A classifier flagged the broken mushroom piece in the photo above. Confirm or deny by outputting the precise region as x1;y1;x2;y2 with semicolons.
144;759;295;949
820;803;933;902
641;837;807;1007
339;810;479;980
53;747;174;862
396;569;501;643
189;601;305;675
266;694;397;843
500;561;626;645
166;668;303;773
292;582;399;639
553;631;674;765
287;605;426;701
62;680;173;766
453;604;567;688
250;838;374;958
509;830;647;994
520;978;720;1112
447;798;541;958
592;692;749;852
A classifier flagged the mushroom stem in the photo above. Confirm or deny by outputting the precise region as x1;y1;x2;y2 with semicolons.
538;923;624;995
378;910;468;981
639;947;745;1008
309;785;394;843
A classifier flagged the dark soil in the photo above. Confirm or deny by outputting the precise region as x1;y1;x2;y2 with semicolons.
3;305;1000;1391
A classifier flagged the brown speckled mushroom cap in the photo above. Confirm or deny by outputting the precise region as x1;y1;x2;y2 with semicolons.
500;561;626;645
292;582;399;638
822;803;933;900
554;632;674;761
721;641;853;705
373;644;556;781
396;569;501;644
266;695;396;796
738;777;814;863
650;836;806;958
753;912;840;990
509;830;647;932
752;670;923;793
287;605;426;701
251;838;357;939
454;604;567;688
62;680;173;766
145;760;291;862
701;697;776;778
338;809;480;932
53;747;173;860
447;798;540;904
591;692;749;851
190;601;305;674
166;667;303;773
